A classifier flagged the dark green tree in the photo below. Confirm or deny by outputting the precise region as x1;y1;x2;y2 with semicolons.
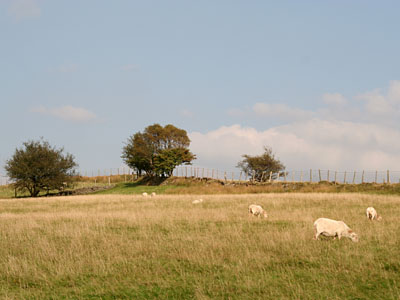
5;140;77;197
122;124;196;177
237;146;285;182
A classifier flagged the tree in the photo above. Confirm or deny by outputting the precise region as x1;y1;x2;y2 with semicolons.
237;146;285;182
122;124;196;177
5;140;77;197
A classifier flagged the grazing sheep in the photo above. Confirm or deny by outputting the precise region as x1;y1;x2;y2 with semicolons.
192;199;203;204
248;204;268;218
313;218;359;242
151;192;156;197
142;192;148;197
366;207;382;221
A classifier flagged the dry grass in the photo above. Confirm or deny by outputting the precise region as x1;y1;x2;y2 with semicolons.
0;193;399;299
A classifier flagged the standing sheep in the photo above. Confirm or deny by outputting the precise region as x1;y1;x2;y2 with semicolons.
366;207;382;221
313;218;358;242
248;204;268;218
142;192;148;197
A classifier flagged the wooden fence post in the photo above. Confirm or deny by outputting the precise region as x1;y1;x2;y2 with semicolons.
361;171;365;184
269;171;273;183
318;169;321;182
387;170;390;184
239;172;242;182
310;169;312;183
352;171;356;184
334;171;337;184
344;171;347;184
375;171;378;184
284;171;287;182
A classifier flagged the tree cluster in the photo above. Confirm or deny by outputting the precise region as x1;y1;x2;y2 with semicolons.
121;124;196;177
5;140;77;197
237;146;285;182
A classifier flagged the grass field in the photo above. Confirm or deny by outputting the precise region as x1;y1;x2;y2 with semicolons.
0;193;399;299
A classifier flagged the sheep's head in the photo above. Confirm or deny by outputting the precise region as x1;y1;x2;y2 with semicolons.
377;215;382;221
349;232;359;242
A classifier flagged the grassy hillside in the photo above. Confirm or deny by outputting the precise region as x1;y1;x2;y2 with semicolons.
0;193;399;299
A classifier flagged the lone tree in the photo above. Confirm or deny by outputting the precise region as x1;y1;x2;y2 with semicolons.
122;124;196;177
5;140;77;197
237;146;285;182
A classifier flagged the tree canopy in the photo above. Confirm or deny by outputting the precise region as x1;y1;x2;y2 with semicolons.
5;140;77;197
237;146;285;182
122;124;196;177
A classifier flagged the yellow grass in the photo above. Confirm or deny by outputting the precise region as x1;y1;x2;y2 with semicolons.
0;193;399;299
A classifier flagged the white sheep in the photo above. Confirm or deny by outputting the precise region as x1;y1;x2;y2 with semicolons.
192;199;203;204
313;218;359;242
248;204;268;218
142;192;148;197
151;192;156;197
366;207;382;221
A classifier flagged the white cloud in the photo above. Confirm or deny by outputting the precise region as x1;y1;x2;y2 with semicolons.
189;121;400;172
322;93;347;106
8;0;41;21
180;109;193;118
32;105;97;122
253;102;314;121
120;64;138;71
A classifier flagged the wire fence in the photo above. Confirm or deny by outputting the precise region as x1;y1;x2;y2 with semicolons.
1;167;400;186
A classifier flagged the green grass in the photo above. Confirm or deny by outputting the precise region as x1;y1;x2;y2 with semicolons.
0;193;399;299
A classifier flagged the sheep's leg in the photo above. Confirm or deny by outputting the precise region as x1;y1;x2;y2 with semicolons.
314;228;320;240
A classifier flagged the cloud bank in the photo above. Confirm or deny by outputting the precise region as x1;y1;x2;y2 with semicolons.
190;81;400;172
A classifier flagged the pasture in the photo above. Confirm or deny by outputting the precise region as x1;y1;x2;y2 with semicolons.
0;193;399;299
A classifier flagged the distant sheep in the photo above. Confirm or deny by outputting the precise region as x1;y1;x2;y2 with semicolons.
142;192;148;197
313;218;359;242
366;207;382;221
192;199;203;204
151;192;156;197
248;204;268;218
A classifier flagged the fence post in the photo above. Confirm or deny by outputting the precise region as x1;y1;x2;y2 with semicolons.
269;171;273;183
185;167;188;178
231;172;234;182
212;169;214;179
375;171;378;184
224;171;227;183
327;170;330;182
318;169;321;182
334;171;337;184
344;171;347;184
387;170;390;184
300;171;303;182
202;168;204;179
284;171;287;182
239;172;242;182
252;170;256;182
352;171;356;184
310;169;312;183
361;171;365;184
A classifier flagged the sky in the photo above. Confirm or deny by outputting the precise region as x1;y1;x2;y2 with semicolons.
1;0;400;179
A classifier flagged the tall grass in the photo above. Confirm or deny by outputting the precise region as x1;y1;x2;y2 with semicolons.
0;193;399;299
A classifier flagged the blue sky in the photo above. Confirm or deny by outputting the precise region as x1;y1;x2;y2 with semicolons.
2;0;400;179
